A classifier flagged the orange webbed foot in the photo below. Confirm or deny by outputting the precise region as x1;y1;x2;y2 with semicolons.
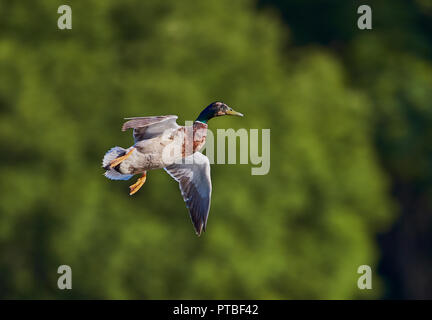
110;147;135;168
129;172;147;195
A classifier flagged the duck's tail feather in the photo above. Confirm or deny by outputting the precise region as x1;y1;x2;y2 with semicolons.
102;146;133;180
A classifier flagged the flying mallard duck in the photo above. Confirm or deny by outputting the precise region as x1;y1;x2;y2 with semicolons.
102;102;243;236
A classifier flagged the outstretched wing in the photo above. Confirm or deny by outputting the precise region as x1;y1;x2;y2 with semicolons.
164;152;212;236
122;115;179;142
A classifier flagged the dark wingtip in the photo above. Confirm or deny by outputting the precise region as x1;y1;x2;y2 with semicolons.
194;222;205;237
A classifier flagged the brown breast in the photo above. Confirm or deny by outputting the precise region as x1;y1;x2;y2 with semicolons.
192;121;208;152
178;122;208;158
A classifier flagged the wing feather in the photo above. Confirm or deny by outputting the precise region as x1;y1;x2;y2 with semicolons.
122;115;179;142
164;152;212;236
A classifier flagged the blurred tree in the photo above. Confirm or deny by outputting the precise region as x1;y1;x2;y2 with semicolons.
260;0;432;299
0;0;393;299
349;26;432;300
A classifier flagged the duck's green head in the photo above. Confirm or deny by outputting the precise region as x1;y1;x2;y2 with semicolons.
196;102;244;124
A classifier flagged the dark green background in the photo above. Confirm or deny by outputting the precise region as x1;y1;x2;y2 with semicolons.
0;0;431;299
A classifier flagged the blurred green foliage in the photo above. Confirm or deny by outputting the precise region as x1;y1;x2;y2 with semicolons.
0;0;429;299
